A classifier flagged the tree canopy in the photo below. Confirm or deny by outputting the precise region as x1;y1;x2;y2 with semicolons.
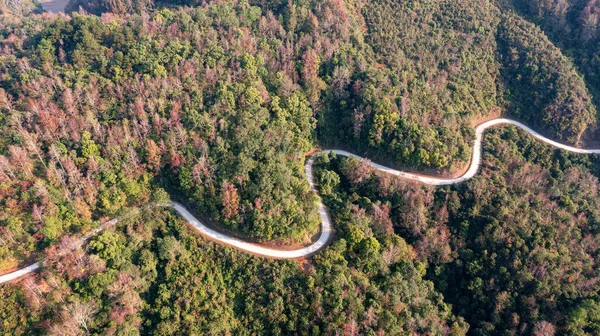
1;0;599;334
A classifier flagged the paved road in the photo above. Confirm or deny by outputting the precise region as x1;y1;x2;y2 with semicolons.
40;0;68;13
1;118;599;284
329;118;600;185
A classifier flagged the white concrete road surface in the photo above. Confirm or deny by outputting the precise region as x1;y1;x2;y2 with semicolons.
40;0;69;13
328;118;600;186
1;118;599;284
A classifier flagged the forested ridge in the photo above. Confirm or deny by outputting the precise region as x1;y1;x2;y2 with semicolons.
500;0;600;144
313;127;600;335
0;0;600;334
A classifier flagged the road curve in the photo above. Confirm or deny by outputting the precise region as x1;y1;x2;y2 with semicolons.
1;118;599;284
328;118;600;186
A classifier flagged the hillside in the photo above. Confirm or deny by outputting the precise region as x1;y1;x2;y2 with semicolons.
0;0;599;334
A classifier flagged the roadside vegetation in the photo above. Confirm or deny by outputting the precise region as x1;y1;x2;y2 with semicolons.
313;128;600;335
0;0;599;334
0;204;467;335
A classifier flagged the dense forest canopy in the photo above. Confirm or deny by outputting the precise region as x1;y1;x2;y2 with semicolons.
313;127;600;334
0;0;599;334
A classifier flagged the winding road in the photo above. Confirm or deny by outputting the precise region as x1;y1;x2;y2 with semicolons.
1;118;599;284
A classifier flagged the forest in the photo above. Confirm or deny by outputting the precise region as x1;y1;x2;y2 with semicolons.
0;0;599;334
313;127;600;334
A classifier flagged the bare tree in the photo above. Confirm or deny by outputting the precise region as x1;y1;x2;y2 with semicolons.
9;146;34;178
67;300;98;333
23;277;45;308
0;155;15;181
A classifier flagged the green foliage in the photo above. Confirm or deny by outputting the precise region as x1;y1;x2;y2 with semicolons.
315;169;339;195
0;286;38;335
498;14;596;143
566;300;600;336
0;208;467;335
316;127;600;335
88;230;130;268
0;0;599;335
318;0;504;171
509;0;600;130
80;131;100;160
0;0;41;16
151;187;171;204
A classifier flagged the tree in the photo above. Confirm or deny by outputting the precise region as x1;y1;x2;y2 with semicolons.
532;321;556;336
65;300;98;334
317;169;339;195
145;139;162;172
9;146;33;178
221;181;239;220
80;131;100;160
